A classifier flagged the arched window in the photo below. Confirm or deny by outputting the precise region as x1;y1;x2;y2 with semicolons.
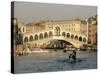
75;35;78;40
24;37;28;43
29;36;33;41
67;33;70;38
34;35;38;40
71;34;74;39
49;31;53;37
44;32;48;38
79;36;82;41
83;38;86;42
54;27;60;36
39;33;43;39
62;32;66;37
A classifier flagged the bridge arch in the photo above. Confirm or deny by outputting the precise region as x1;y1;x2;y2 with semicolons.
39;37;82;48
29;35;34;41
32;34;87;48
40;39;74;49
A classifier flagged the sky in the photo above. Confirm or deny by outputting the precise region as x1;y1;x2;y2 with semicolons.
13;1;97;23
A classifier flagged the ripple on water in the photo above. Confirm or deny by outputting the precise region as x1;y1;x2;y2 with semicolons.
14;51;97;73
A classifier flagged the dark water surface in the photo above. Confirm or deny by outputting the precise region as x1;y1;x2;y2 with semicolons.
14;50;97;74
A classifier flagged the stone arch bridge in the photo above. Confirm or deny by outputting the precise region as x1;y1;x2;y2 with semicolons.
22;29;87;48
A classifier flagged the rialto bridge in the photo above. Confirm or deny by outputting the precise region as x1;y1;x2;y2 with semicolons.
22;26;87;48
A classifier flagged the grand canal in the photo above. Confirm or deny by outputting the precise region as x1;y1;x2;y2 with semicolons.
14;50;97;74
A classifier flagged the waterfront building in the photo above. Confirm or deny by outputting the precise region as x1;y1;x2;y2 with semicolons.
88;15;97;44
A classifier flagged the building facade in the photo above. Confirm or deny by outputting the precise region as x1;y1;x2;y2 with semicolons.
19;19;87;37
88;15;97;44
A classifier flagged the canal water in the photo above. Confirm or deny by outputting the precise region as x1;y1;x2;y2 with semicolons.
14;50;97;74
